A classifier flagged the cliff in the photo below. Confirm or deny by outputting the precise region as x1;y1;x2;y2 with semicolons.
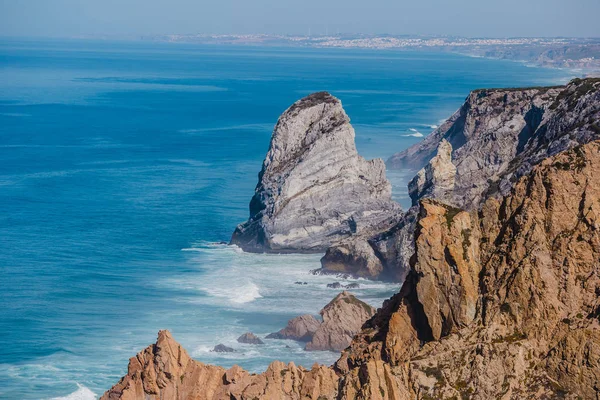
231;92;402;253
388;77;600;209
103;141;600;399
318;77;600;281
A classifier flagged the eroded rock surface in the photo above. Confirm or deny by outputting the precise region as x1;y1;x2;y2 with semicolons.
101;330;339;400
231;92;402;253
338;141;600;399
408;139;456;206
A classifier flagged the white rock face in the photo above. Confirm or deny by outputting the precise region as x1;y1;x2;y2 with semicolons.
231;92;401;253
408;139;457;205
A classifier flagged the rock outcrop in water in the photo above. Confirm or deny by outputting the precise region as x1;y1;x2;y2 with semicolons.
237;332;264;345
305;291;376;352
266;314;321;342
267;291;376;351
230;92;402;253
388;77;600;209
103;141;600;400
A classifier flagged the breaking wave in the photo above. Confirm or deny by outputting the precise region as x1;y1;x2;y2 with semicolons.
403;128;424;137
49;384;95;400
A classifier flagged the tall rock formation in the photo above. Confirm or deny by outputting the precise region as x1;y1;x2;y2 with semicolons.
388;77;600;209
231;92;402;253
103;141;600;399
407;139;457;206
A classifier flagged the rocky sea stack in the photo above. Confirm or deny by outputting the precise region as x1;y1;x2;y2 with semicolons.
230;92;401;253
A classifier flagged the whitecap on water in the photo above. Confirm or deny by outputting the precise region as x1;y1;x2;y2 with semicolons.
49;384;96;400
172;242;399;314
402;128;424;137
203;279;263;304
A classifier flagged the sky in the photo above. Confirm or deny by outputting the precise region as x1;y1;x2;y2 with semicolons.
1;0;599;38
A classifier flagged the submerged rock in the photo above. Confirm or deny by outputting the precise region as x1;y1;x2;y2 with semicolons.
266;314;321;342
326;282;342;289
212;344;234;353
237;332;264;345
231;91;402;253
343;283;360;289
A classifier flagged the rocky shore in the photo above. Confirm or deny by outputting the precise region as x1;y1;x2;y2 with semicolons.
102;78;600;399
102;140;600;399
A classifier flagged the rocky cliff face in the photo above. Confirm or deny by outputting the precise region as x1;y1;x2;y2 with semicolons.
100;330;340;400
407;139;456;206
231;92;402;253
104;141;600;399
337;140;600;399
388;78;600;209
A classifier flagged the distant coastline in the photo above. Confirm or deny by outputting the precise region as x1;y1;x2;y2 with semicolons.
136;33;600;76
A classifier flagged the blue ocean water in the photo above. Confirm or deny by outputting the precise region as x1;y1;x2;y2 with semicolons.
0;38;570;399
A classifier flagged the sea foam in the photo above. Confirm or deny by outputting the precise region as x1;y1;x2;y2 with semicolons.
50;384;96;400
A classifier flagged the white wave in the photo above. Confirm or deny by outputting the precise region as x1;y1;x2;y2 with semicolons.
402;129;424;138
428;124;439;129
203;280;262;304
50;384;96;400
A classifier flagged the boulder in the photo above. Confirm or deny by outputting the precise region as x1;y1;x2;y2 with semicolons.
237;332;264;345
266;314;321;341
305;291;376;352
212;344;234;353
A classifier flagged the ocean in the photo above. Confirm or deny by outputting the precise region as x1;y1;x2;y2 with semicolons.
0;38;570;399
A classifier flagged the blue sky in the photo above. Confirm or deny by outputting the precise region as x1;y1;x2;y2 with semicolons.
1;0;599;38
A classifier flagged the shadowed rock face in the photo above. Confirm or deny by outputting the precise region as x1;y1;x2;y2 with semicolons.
231;92;402;253
104;141;600;400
